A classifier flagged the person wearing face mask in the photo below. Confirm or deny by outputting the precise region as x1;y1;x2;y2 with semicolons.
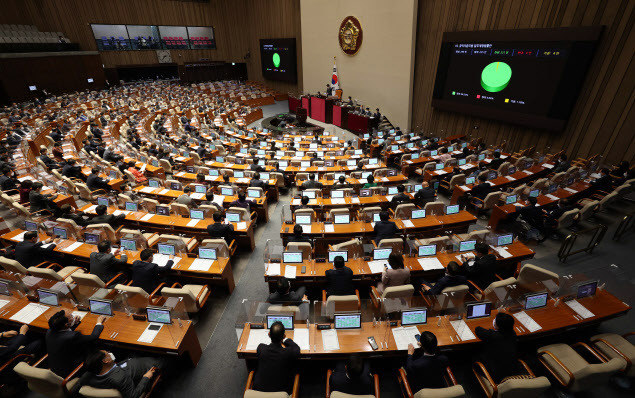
421;261;467;295
72;349;167;398
45;310;107;377
474;312;519;383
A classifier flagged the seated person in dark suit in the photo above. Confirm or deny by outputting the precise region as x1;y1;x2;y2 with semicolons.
422;261;467;295
89;240;128;283
301;174;324;190
296;195;312;209
267;276;307;305
206;212;234;243
131;249;174;294
287;224;313;246
405;331;449;392
0;167;18;191
55;204;90;227
414;181;436;206
87;167;112;191
253;321;300;393
373;211;398;244
475;312;519;383
40;148;60;169
0;325;42;363
590;167;613;193
488;151;504;170
91;204;126;227
329;354;374;396
333;175;352;188
518;196;547;240
15;231;57;268
461;243;497;291
325;256;355;297
250;158;265;172
552;154;570;174
46;310;107;377
28;182;57;213
470;174;491;201
73;350;167;398
61;158;85;181
544;198;574;237
249;172;266;188
390;184;410;207
229;191;255;210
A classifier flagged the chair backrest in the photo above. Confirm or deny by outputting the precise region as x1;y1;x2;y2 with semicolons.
377;238;403;252
496;376;551;398
598;192;618;210
329;208;350;221
114;284;149;297
413;385;466;398
228;206;250;221
159;159;172;172
497;162;511;176
243;390;290;398
72;272;106;288
286;242;312;259
76;182;93;200
448;174;466;189
516;264;559;286
331;238;363;258
141;198;160;213
85;223;117;242
382;284;414;300
394;203;416;219
170;203;190;217
481;192;503;209
27;266;64;281
578;200;599;220
331;392;374;398
294;208;315;222
483;277;517;296
424;201;445;215
441;284;469;295
421;236;453;251
0;256;28;274
557;209;579;228
160;286;201;312
14;362;67;398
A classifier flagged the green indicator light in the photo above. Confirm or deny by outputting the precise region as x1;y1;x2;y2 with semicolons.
272;53;281;68
452;91;456;95
480;61;511;92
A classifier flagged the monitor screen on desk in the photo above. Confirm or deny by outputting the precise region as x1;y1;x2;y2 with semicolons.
430;150;438;156
194;185;207;194
466;176;476;185
84;233;100;245
505;195;517;204
266;314;294;330
157;243;175;256
334;214;350;224
334;313;362;329
368;158;378;165
478;154;486;161
147;307;171;324
303;190;316;199
524;292;548;310
0;279;10;296
372;213;381;222
458;158;467;166
373;248;392;260
361;171;372;179
413;184;423;192
418;244;437;257
328;250;348;263
120;238;137;251
331;190;344;199
170;182;181;190
109;170;117;179
388;187;398;195
151;160;159;167
466;301;492;320
508;166;517;174
279;161;289;168
234;171;244;178
261;172;270;180
295;215;311;225
38;289;59;306
148;180;160;188
227;212;241;223
411;153;420;160
221;187;234;196
459;240;476;252
125;202;138;212
24;221;38;231
412;209;426;219
209;169;219;176
247;189;261;198
529;189;540;198
576;281;598;299
497;234;513;246
445;205;460;215
360;189;371;197
52;227;67;240
190;209;204;220
199;248;217;260
156;206;170;216
89;299;113;316
401;309;428;326
282;251;303;264
301;161;311;168
346;160;357;167
436;164;445;170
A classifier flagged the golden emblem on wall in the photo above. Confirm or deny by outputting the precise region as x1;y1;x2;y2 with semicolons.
339;16;363;55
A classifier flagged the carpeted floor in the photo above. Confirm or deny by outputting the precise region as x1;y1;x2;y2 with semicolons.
16;100;635;398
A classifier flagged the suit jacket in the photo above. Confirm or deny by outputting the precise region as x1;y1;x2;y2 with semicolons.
40;154;59;169
131;259;173;294
405;353;449;391
0;175;17;191
45;324;104;376
87;173;110;191
552;160;570;174
90;213;125;227
302;180;324;190
377;268;411;295
489;158;504;170
518;205;544;229
325;266;355;296
250;164;265;172
89;252;128;283
73;357;158;398
0;333;28;362
253;339;301;393
15;241;56;268
414;187;436;205
471;182;491;200
373;220;398;243
249;179;266;188
28;191;53;212
425;274;468;295
390;192;410;206
591;174;613;193
463;254;497;290
267;287;306;305
475;327;519;383
206;222;234;242
329;361;374;396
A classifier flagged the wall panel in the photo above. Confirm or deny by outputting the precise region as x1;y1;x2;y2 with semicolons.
412;0;635;164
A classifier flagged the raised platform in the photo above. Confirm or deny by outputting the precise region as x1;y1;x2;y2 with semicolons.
261;113;324;134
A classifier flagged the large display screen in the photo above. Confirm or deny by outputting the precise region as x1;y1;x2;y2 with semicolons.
432;27;602;130
260;38;297;83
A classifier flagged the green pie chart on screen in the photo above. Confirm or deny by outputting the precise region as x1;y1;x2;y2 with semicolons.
481;61;512;92
272;53;281;68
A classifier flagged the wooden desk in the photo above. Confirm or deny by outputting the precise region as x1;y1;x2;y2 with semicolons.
237;289;629;359
171;171;278;205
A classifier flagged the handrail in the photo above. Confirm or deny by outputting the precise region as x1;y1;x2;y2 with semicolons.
612;212;634;242
558;224;607;262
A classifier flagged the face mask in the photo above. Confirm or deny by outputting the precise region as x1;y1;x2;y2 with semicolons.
108;352;116;362
492;318;497;330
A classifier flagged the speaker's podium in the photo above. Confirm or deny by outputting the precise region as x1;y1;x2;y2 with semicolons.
296;107;308;125
310;95;334;123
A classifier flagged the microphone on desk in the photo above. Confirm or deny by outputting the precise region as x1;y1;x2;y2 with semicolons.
598;283;605;290
554;298;561;307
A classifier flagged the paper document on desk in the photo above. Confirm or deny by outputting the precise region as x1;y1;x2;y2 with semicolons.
10;303;48;324
140;187;155;193
434;170;446;175
266;263;280;276
40;243;55;249
246;329;270;351
542;163;554;169
450;319;476;341
158;189;170;195
513;311;542;332
113;210;131;216
495;247;513;258
21;276;40;287
321;329;340;351
291;198;301;206
546;194;559;201
357;179;365;184
483;158;492;163
140;214;154;221
189;193;205;200
459;185;469;191
13;231;27;242
566;300;594;319
459;164;472;170
392;326;420;350
385;195;394;202
63;242;83;252
0;299;10;310
486;181;495;186
418;257;444;271
522;170;533;175
367;260;387;274
505;176;516;181
324;224;335;233
190;258;214;272
351;197;360;204
186;219;200;227
236;221;247;230
293;328;310;351
175;172;186;177
72;311;88;321
285;266;296;279
564;188;577;194
137;323;162;343
213;195;225;207
153;254;180;268
84;205;98;213
236;178;250;184
402;220;415;228
331;198;345;205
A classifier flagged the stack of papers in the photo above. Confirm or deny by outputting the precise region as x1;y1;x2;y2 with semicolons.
402;220;415;228
566;300;595;319
0;299;11;310
10;303;48;324
324;224;335;233
392;326;420;350
153;254;181;267
158;189;170;195
84;205;98;213
564;188;578;194
542;163;554;169
321;329;340;351
459;185;470;190
284;266;297;279
450;319;476;340
246;329;270;350
186;219;200;227
266;263;281;276
417;257;444;271
300;225;311;234
351;197;360;204
189;193;205;200
213;195;225;207
505;176;516;181
140;214;154;221
385;195;394;202
236;222;247;230
523;170;533;175
189;258;214;272
140;187;155;193
112;210;131;216
291;199;301;206
293;328;310;351
13;231;27;241
513;311;542;332
367;260;387;274
331;198;345;205
546;194;559;201
138;323;162;343
495;247;513;258
63;242;83;252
